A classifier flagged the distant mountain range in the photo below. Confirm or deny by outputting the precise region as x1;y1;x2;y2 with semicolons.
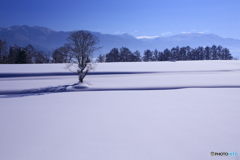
0;25;240;57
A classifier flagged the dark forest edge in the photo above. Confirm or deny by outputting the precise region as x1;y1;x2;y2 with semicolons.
0;39;237;64
99;45;234;62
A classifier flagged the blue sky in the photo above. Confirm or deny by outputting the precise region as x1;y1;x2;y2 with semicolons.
1;0;240;39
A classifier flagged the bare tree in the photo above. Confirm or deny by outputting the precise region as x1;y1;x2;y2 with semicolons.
66;30;101;83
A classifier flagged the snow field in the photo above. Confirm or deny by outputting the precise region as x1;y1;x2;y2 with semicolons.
0;60;240;160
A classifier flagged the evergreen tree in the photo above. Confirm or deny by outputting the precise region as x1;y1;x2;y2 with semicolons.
15;50;27;64
163;49;171;61
211;45;218;60
217;45;223;60
0;39;8;64
179;47;187;60
132;50;142;62
185;46;192;60
171;46;179;60
24;44;36;63
8;46;16;64
204;46;211;60
190;48;197;60
106;48;119;62
152;49;159;61
158;51;164;61
197;46;204;60
52;48;66;63
222;48;232;60
143;49;153;62
119;47;132;62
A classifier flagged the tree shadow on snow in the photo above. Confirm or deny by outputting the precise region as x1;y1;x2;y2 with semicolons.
1;84;240;98
0;83;88;98
1;69;240;78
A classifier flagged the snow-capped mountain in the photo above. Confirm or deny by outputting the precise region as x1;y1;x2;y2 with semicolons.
0;25;240;57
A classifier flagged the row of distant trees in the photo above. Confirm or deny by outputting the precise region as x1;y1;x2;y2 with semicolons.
97;45;233;62
0;40;50;64
0;39;234;64
0;39;88;64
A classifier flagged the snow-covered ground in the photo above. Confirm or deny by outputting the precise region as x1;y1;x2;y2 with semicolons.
0;60;240;160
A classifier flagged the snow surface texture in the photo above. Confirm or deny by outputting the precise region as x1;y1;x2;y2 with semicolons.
0;60;240;160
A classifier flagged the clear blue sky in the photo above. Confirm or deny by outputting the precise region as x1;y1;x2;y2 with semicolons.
1;0;240;39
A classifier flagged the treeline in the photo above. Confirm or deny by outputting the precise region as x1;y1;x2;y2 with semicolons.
0;39;234;64
0;40;78;64
98;45;233;62
0;40;50;64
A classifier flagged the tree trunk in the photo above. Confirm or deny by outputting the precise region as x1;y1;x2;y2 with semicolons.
78;71;83;83
79;69;86;83
79;73;83;83
78;68;89;83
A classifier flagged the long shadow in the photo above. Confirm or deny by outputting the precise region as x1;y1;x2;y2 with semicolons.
0;83;87;98
0;72;156;78
1;69;240;78
1;85;240;98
